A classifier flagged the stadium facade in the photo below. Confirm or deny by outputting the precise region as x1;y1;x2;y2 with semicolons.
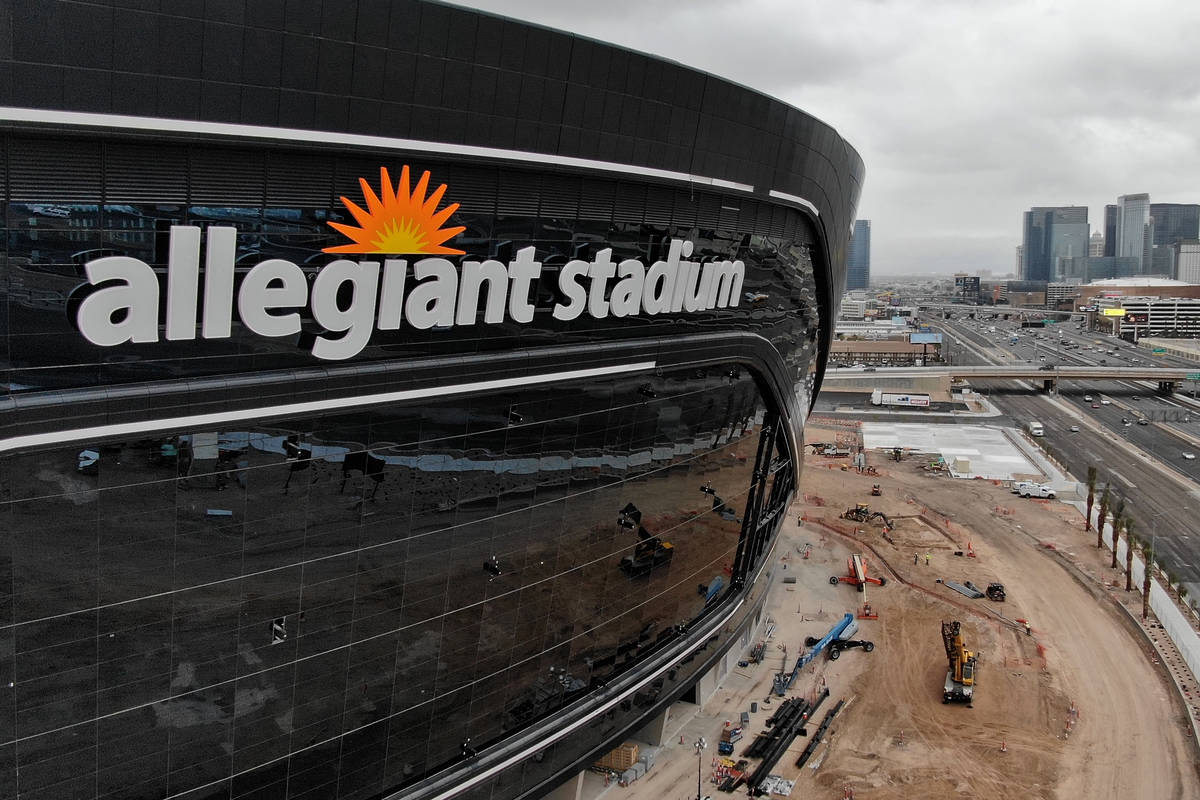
0;2;863;799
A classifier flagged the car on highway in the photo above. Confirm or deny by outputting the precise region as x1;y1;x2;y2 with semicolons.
1101;398;1111;405
1185;453;1196;460
1084;394;1093;401
1138;418;1149;425
1091;403;1100;408
1069;425;1080;432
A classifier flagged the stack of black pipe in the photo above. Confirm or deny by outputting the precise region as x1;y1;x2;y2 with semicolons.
795;697;846;768
743;689;830;795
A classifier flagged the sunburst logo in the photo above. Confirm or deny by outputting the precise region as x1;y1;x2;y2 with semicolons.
324;166;466;255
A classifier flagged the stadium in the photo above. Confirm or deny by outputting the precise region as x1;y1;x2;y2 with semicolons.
0;2;863;799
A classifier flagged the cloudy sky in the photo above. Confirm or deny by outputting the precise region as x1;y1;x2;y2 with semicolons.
456;0;1200;276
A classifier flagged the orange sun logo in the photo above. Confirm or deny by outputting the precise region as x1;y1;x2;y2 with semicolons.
324;166;466;255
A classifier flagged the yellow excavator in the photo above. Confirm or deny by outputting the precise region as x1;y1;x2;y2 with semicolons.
941;620;977;705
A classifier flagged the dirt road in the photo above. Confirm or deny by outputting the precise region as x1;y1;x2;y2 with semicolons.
614;438;1200;800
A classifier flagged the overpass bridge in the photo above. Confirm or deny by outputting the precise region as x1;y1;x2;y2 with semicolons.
915;304;1076;321
825;365;1200;394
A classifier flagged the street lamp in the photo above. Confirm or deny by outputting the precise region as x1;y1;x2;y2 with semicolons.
694;737;707;800
1148;508;1183;579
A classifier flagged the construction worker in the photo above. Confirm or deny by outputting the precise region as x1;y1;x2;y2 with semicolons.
925;552;931;566
913;553;918;565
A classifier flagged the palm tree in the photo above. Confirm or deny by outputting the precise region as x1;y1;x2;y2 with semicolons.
1111;498;1126;570
1096;484;1111;549
1125;522;1136;592
1085;466;1098;532
1142;541;1154;620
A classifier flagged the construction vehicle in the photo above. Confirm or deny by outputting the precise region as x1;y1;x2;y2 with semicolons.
840;503;895;529
618;503;674;577
1012;480;1056;499
806;621;874;660
985;582;1006;601
941;620;977;705
830;553;887;592
774;613;854;695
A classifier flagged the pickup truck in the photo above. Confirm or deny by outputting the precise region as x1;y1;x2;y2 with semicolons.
1012;480;1056;499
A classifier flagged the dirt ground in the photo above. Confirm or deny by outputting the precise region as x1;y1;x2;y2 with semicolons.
612;428;1200;800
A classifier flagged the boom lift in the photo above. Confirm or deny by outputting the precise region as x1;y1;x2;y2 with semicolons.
830;553;888;592
941;620;977;705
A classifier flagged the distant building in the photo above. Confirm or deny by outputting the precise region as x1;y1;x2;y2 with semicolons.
1090;231;1105;256
1096;295;1200;340
1015;244;1024;274
1176;241;1200;284
1021;206;1088;282
1103;204;1119;257
1116;193;1152;272
847;219;871;290
1150;203;1200;277
1058;255;1141;283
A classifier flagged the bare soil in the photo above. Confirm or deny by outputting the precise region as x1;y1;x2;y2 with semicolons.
614;428;1200;800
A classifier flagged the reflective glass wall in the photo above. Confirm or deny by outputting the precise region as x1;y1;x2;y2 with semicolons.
0;364;781;800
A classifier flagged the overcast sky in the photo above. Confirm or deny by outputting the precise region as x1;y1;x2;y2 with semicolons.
455;0;1200;277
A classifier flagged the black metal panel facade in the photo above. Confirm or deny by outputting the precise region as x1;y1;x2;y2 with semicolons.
0;4;862;799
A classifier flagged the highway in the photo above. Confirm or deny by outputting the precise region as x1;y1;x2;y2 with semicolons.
928;312;1200;590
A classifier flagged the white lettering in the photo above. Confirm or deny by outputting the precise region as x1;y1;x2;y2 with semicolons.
457;259;508;325
76;256;160;346
202;226;237;339
643;241;680;315
165;226;200;341
706;260;745;308
376;259;408;330
405;257;457;329
610;259;645;317
587;249;616;318
239;259;307;337
311;260;380;360
552;259;589;321
75;234;747;361
507;247;541;324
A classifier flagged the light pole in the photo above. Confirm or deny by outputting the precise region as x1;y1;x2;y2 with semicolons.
1148;508;1182;580
694;737;707;800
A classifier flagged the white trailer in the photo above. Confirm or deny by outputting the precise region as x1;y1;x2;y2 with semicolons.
871;389;931;408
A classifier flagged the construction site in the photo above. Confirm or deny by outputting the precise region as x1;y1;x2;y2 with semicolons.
582;419;1200;800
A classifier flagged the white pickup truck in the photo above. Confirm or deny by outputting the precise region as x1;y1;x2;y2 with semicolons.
1012;480;1056;499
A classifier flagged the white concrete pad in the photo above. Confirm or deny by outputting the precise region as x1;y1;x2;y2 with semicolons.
862;423;1042;481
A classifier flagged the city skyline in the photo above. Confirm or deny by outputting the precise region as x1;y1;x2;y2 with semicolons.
457;0;1200;276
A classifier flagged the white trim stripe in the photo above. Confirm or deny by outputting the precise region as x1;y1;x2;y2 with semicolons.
768;189;820;216
0;361;656;454
0;107;756;195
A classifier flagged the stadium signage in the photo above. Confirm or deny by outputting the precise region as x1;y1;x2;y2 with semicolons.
72;166;744;359
73;229;745;361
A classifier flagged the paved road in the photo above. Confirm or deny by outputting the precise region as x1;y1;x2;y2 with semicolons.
928;314;1200;590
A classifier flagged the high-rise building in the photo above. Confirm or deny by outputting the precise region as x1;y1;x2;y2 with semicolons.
1116;193;1152;272
1090;231;1105;256
847;219;871;289
1021;206;1089;282
1104;205;1119;257
1176;241;1200;284
0;3;864;800
1149;203;1200;277
1015;244;1025;274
